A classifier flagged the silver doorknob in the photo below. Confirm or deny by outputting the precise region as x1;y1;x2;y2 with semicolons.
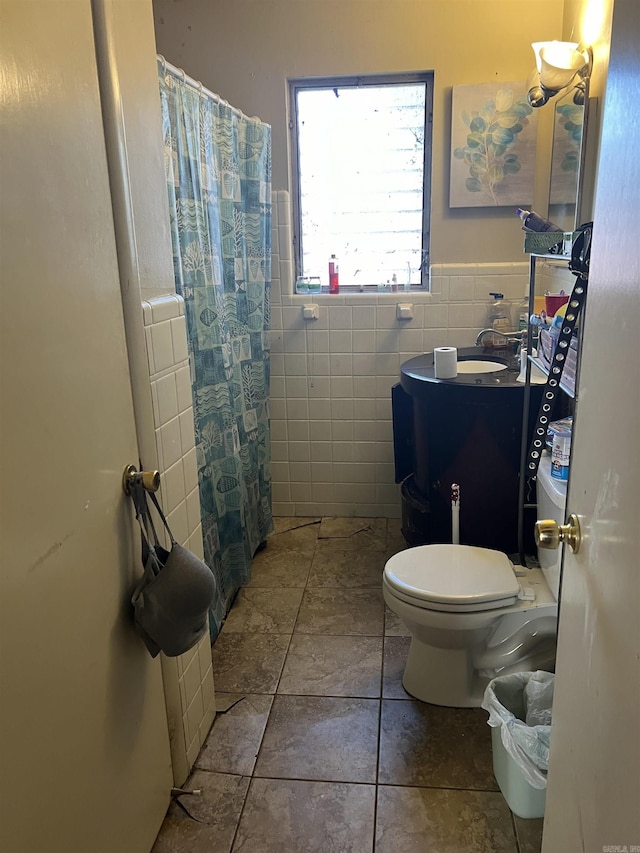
535;514;581;554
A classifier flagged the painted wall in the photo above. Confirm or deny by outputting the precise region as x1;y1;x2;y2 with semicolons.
151;0;613;519
563;0;613;91
153;0;564;264
152;0;561;517
561;0;614;224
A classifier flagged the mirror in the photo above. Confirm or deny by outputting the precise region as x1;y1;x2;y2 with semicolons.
547;84;589;231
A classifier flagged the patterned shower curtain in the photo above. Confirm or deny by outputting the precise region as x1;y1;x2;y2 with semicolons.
159;60;273;638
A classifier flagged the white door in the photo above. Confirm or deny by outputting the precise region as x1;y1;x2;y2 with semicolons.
542;3;640;849
0;3;172;851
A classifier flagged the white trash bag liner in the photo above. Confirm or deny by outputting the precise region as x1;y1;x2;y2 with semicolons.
482;670;554;789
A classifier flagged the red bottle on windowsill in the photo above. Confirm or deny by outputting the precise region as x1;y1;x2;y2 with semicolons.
329;254;339;294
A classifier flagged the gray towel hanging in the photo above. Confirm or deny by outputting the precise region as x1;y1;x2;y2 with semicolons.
129;480;216;657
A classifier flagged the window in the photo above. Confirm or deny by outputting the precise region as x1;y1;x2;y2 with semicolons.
289;73;434;292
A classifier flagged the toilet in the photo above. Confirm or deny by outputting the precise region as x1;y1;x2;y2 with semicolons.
383;453;566;707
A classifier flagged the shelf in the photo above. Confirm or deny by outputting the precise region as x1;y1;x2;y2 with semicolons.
529;252;571;261
518;247;581;564
528;354;575;398
523;231;577;255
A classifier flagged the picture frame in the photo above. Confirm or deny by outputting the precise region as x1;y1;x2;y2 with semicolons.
450;81;538;208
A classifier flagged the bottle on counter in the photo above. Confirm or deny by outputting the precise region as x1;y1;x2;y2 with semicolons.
328;254;339;294
485;292;510;348
516;294;530;332
516;208;563;233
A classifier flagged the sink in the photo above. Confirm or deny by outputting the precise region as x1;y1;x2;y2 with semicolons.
456;360;508;374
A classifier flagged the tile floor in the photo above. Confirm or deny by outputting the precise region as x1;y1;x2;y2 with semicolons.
152;518;544;853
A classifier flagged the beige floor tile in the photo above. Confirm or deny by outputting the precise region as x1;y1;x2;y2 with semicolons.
273;516;322;533
195;693;273;776
307;548;387;587
382;635;412;699
151;771;249;853
384;605;411;637
211;633;290;693
278;634;382;697
221;587;303;633
386;519;408;553
295;588;385;636
513;815;544;853
254;695;380;783
152;515;530;853
246;547;313;587
378;699;498;790
232;778;375;853
375;786;517;853
264;522;320;552
317;517;387;551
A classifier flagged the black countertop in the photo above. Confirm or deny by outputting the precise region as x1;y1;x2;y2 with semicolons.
401;346;523;394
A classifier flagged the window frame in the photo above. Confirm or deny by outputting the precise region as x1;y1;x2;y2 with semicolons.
288;71;434;292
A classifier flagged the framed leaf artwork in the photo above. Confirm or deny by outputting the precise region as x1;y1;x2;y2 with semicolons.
450;82;538;207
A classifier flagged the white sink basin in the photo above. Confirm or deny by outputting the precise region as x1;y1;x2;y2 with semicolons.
456;360;509;374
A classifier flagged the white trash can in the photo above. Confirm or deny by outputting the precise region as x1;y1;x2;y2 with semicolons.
482;670;554;819
490;723;547;818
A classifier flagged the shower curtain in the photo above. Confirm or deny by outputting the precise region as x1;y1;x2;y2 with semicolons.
159;59;273;638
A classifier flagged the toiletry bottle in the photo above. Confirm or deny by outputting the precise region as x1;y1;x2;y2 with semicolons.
486;292;509;348
329;254;339;294
516;208;563;233
516;294;530;332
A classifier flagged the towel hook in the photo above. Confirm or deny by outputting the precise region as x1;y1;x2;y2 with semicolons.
122;464;161;495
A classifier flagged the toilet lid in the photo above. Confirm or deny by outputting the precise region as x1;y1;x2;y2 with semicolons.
384;544;519;606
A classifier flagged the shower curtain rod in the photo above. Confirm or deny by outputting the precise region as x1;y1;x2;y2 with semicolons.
157;55;261;123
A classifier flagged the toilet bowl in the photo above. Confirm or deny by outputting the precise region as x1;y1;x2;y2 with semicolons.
383;453;565;707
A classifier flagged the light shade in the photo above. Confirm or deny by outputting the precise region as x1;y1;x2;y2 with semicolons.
541;43;587;88
528;41;591;107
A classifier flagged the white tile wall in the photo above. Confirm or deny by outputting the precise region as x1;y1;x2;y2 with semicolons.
142;294;216;785
270;189;530;519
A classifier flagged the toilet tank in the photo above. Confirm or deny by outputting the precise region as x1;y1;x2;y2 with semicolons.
536;453;568;601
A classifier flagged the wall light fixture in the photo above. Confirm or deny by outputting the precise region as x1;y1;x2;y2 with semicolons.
527;41;592;108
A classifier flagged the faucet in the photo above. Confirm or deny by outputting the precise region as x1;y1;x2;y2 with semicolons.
475;328;525;347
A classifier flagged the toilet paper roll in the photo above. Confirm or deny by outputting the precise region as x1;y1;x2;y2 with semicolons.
434;346;457;379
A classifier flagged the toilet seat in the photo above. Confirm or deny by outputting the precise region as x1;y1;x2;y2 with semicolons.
384;544;521;613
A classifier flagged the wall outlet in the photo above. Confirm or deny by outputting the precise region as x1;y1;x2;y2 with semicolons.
396;303;414;320
302;303;319;320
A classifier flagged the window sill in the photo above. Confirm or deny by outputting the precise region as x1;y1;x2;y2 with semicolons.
282;289;442;306
293;288;428;297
